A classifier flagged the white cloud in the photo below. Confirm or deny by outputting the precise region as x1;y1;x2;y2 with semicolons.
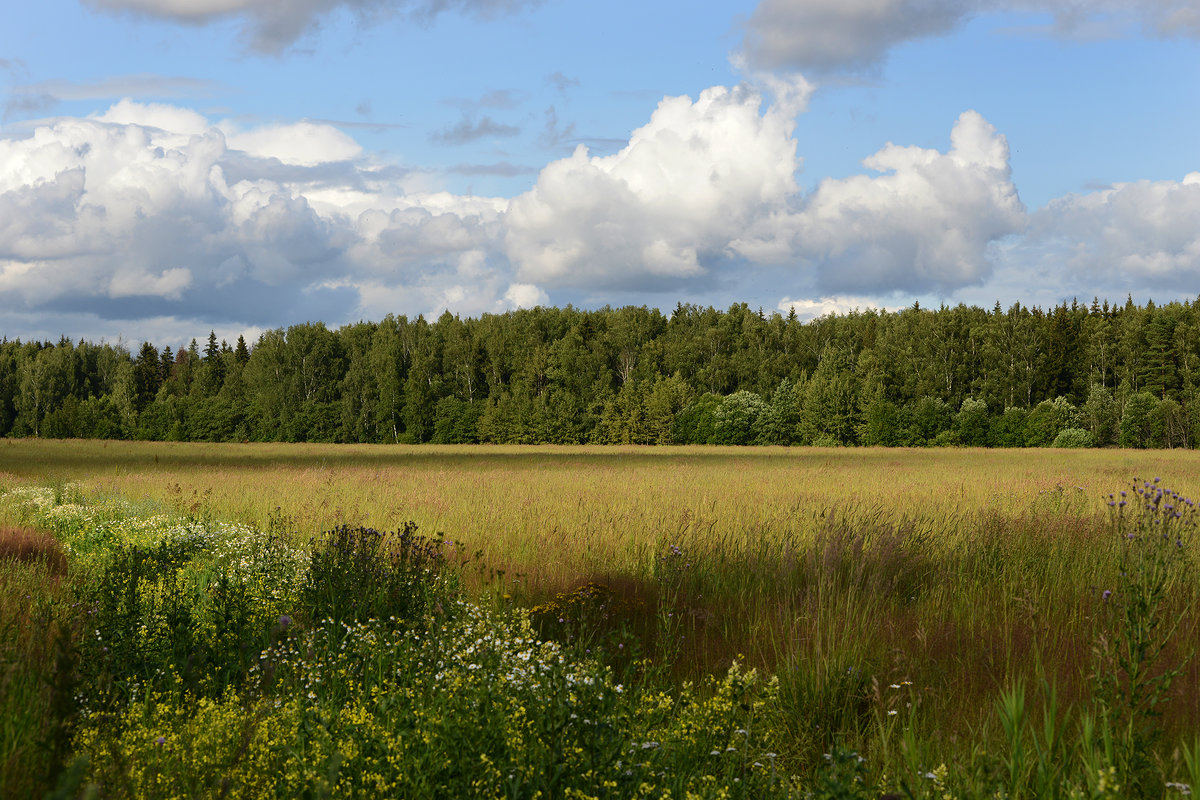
1016;172;1200;293
777;294;899;321
790;110;1026;294
505;83;803;290
4;89;1198;343
0;100;515;336
221;120;363;166
502;282;548;309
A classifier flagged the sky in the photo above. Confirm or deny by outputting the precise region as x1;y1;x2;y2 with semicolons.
2;0;1199;347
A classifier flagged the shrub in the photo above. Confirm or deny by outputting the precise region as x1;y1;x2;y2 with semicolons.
1026;396;1081;447
301;523;453;630
954;397;989;446
1120;391;1161;448
1051;427;1093;448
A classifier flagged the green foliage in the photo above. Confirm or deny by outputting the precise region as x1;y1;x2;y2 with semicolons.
955;397;990;446
6;484;798;799
673;392;723;444
1120;392;1162;448
5;297;1200;448
1083;383;1119;446
808;747;875;800
901;396;952;446
1025;396;1081;447
991;406;1029;447
1052;427;1094;448
713;390;767;445
302;523;453;630
858;391;901;447
431;396;482;443
801;352;860;445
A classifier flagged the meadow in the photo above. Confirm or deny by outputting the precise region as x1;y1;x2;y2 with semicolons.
2;439;1200;797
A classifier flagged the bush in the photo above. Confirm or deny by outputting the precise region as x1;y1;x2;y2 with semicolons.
1025;396;1081;447
954;397;989;446
713;390;767;445
301;524;453;630
991;406;1028;447
1051;427;1093;448
1120;392;1161;448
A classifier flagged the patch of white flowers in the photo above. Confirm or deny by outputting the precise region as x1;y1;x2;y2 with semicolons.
2;484;309;595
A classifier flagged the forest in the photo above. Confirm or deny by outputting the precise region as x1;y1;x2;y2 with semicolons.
2;296;1197;448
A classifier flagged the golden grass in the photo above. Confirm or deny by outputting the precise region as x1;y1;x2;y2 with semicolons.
2;439;1195;580
6;438;1200;765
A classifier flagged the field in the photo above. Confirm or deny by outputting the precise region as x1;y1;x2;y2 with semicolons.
3;439;1200;797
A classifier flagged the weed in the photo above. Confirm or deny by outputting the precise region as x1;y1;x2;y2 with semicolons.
300;523;454;631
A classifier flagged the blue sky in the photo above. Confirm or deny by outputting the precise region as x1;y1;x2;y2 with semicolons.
2;0;1199;346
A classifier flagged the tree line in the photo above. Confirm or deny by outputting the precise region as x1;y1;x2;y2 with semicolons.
2;296;1198;448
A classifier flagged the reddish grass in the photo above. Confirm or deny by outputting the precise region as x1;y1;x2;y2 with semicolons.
0;527;67;576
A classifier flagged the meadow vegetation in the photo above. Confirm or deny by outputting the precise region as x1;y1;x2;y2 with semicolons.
3;440;1200;797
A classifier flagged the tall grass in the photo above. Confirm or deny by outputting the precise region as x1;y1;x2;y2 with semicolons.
3;440;1200;795
0;527;78;798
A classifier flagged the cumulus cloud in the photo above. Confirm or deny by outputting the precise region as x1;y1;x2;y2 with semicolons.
82;0;541;53
1018;172;1200;292
95;97;210;135
739;0;1200;74
785;110;1026;294
502;282;549;308
777;294;901;321
3;87;1195;343
221;120;363;166
505;83;804;290
0;100;519;336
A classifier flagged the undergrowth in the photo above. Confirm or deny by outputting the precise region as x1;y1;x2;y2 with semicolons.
1;477;1198;798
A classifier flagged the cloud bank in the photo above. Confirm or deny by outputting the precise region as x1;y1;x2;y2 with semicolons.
2;87;1198;342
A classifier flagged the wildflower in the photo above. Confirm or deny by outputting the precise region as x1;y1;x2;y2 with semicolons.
155;736;166;745
1102;590;1112;601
